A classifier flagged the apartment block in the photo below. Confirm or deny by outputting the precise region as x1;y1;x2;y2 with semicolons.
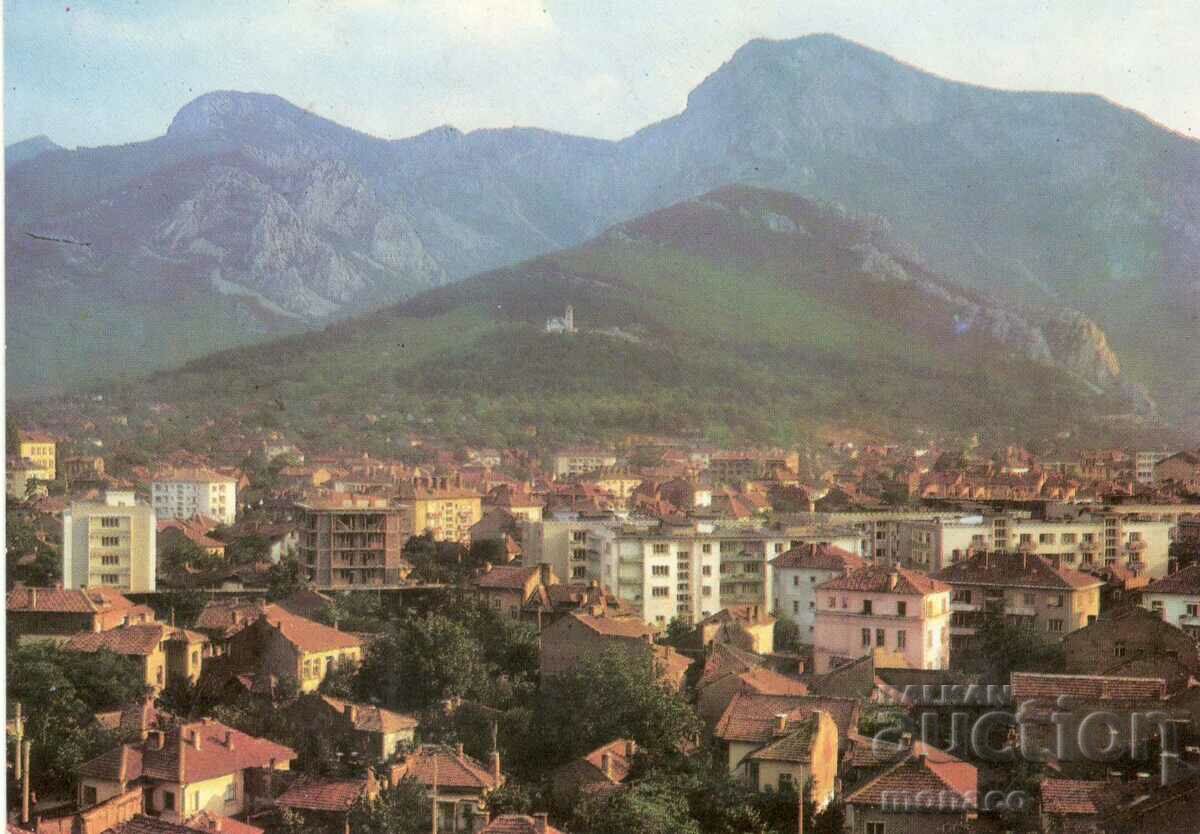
551;448;618;479
993;512;1175;577
933;550;1102;652
18;430;57;481
296;496;405;588
894;515;991;572
62;490;157;592
770;543;865;642
398;480;482;543
151;468;238;526
1135;450;1174;485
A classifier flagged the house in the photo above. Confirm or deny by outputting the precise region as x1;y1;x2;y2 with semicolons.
696;662;809;727
275;772;380;827
538;612;692;690
226;604;365;693
1060;607;1200;679
813;565;951;673
76;719;295;821
158;519;226;559
770;543;865;642
844;748;977;833
64;624;208;691
33;786;265;834
287;694;418;762
522;581;630;630
1039;773;1200;833
93;699;162;738
7;457;50;498
193;599;267;657
387;745;503;834
484;485;544;523
711;693;840;807
932;549;1102;652
470;563;558;621
1155;450;1200;485
479;815;562;834
18;430;57;481
6;585;155;643
552;448;617;479
690;605;776;655
549;739;636;807
1142;564;1200;639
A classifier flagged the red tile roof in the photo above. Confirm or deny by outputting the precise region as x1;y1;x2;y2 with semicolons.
78;719;295;784
184;814;264;834
1039;778;1106;816
713;692;858;743
194;599;267;637
276;775;373;812
697;605;775;627
473;565;539;590
571;612;656;639
262;604;364;653
932;551;1103;591
65;624;181;656
1010;672;1167;702
578;739;637;785
846;751;977;811
1145;564;1200;596
390;745;501;792
7;585;137;613
770;543;865;572
479;815;564;834
818;565;949;596
320;697;419;734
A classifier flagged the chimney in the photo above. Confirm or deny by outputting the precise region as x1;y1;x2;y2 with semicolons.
888;570;899;591
533;813;549;834
601;752;613;779
539;562;552;586
490;750;501;782
347;704;357;723
483;562;493;574
225;730;235;750
29;588;36;608
775;713;788;735
624;740;636;758
456;742;464;760
191;729;202;750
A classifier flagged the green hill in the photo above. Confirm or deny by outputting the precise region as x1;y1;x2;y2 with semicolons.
30;187;1170;453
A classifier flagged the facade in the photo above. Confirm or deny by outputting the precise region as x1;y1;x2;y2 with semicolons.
296;497;405;588
76;720;294;821
64;624;208;691
18;431;57;480
813;566;951;673
63;491;157;593
844;750;977;833
549;739;636;807
770;543;866;641
538;612;692;688
387;745;503;834
288;694;418;762
551;448;617;479
398;484;483;544
1136;449;1174;484
151;469;238;526
1154;450;1200;485
1060;607;1200;679
993;511;1176;577
692;605;776;654
470;563;558;620
1142;564;1200;639
932;550;1102;652
894;515;990;572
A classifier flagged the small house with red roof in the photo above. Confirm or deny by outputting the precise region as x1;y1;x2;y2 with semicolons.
478;814;562;834
387;744;503;834
844;748;977;833
63;623;208;691
76;718;295;821
7;584;156;643
549;739;637;807
226;604;364;693
469;563;558;621
538;612;693;690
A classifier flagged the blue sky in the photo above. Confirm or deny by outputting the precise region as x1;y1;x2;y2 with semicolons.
5;1;1198;149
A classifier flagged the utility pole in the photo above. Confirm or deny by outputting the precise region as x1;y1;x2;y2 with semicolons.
431;756;438;834
22;739;32;825
13;702;23;781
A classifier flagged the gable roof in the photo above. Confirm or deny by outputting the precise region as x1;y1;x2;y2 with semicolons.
479;816;565;834
472;565;539;591
389;745;501;792
713;692;858;743
568;612;655;639
65;624;208;657
1040;778;1106;816
932;551;1103;591
770;543;865;572
260;604;364;653
745;713;822;763
320;696;419;734
696;605;774;628
7;585;137;614
818;565;949;596
1011;672;1167;702
275;775;373;812
846;751;977;811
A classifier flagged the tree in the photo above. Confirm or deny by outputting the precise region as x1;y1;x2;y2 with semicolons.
347;778;432;834
954;614;1065;679
267;556;308;600
575;779;701;834
6;513;60;588
661;617;693;647
773;614;802;653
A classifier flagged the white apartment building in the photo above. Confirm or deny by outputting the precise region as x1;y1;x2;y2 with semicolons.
151;468;238;525
63;490;157;592
1141;565;1200;639
551;449;618;479
992;512;1175;577
895;516;990;572
813;566;951;673
770;544;866;642
1135;450;1174;485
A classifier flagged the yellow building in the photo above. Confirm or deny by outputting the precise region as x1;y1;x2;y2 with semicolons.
399;483;482;544
18;431;57;481
227;604;365;693
63;623;208;692
62;490;157;593
77;719;294;819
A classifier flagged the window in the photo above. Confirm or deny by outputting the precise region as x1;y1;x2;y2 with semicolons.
101;536;120;547
702;586;712;597
1023;593;1036;607
162;791;175;811
775;543;784;553
793;575;800;587
876;628;885;647
1047;619;1064;633
1062;533;1077;544
778;772;794;790
1151;601;1164;616
652;543;668;554
792;601;799;614
1115;641;1126;658
1039;533;1055;544
896;630;907;649
224;782;236;803
862;599;873;615
702;566;712;577
1188;604;1199;618
866;823;885;834
952;589;972;604
101;517;120;528
897;601;907;617
701;544;712;554
651;565;670;577
652;587;670;598
861;628;871;647
1049;593;1065;608
101;556;119;565
572;566;587;579
102;574;119;584
83;786;98;806
1019;533;1032;544
828;597;836;608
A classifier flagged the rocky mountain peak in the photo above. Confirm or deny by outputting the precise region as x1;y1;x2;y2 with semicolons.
167;91;308;137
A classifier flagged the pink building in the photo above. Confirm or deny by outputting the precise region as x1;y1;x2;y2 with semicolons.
813;565;951;673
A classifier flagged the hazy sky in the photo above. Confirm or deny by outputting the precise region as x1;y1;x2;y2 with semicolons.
5;1;1198;149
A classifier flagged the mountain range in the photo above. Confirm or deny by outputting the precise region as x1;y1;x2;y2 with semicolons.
7;34;1199;430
